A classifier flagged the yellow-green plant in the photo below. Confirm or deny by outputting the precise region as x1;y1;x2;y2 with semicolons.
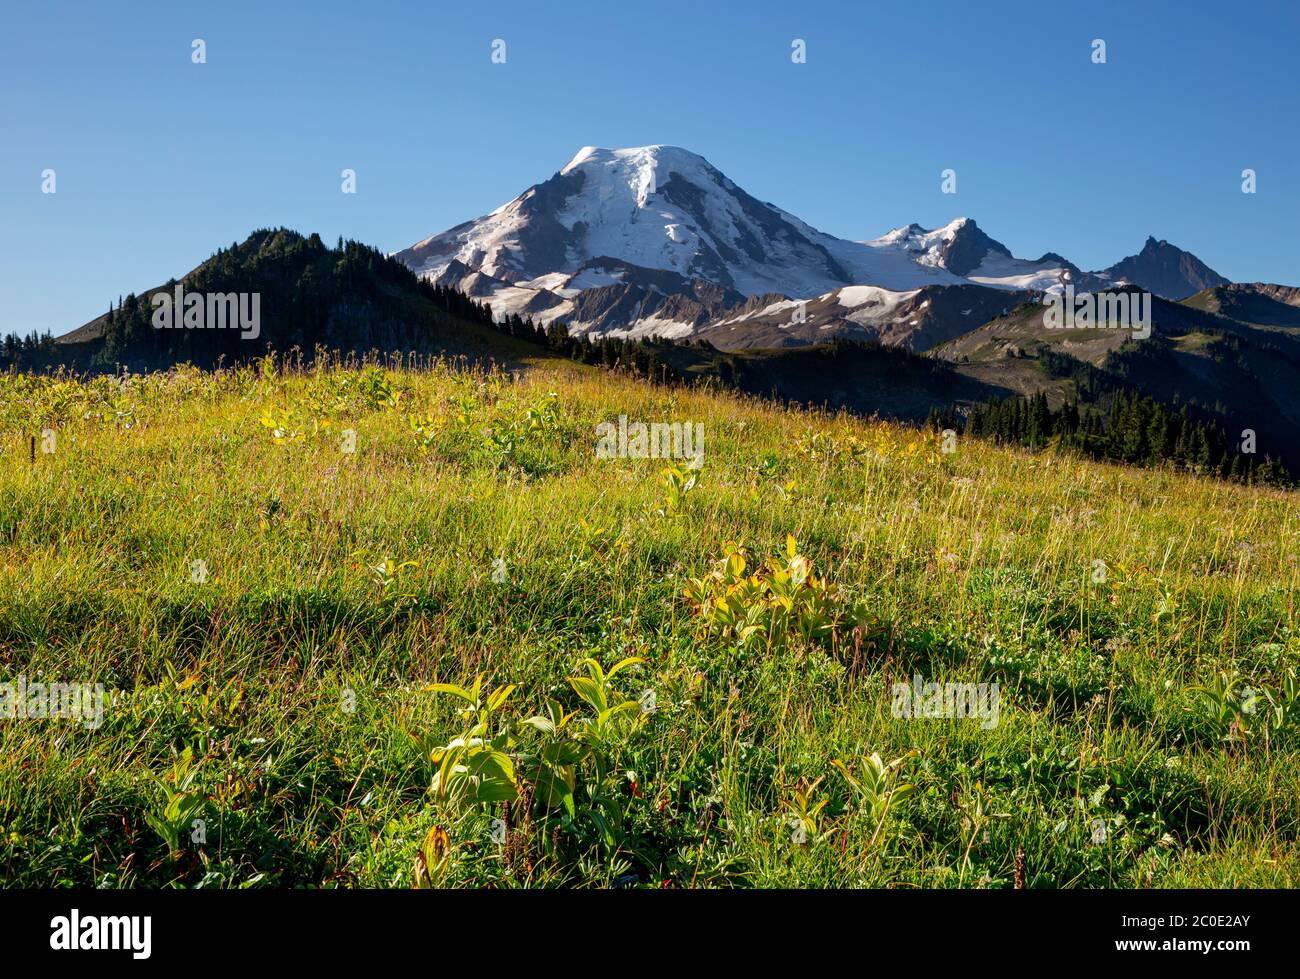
354;367;401;411
368;557;419;607
519;700;583;820
478;391;560;469
654;464;698;517
1260;677;1300;739
832;750;918;846
426;676;519;809
684;536;855;650
408;411;445;453
412;824;451;889
519;656;647;848
258;407;302;442
144;747;206;860
566;656;646;847
786;776;829;845
1191;672;1300;743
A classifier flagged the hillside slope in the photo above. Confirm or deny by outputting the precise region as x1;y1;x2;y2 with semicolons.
1182;282;1300;329
1;359;1298;888
51;229;546;372
933;292;1300;469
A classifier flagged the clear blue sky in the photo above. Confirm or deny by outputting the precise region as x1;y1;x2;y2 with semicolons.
2;0;1296;336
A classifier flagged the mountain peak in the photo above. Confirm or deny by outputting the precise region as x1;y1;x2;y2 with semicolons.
397;142;862;299
1102;237;1228;299
560;144;713;176
935;217;1012;274
555;145;724;213
881;217;971;241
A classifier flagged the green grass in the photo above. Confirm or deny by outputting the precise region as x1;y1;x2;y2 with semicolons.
1;352;1298;888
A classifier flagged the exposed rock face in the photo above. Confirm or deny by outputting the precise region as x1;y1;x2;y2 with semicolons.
1099;236;1230;300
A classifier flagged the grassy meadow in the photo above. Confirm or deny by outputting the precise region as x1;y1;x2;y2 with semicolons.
1;351;1298;888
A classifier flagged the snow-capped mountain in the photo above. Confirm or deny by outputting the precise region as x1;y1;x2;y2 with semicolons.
397;145;868;299
394;145;1227;344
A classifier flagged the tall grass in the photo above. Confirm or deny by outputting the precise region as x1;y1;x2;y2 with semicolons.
1;352;1297;888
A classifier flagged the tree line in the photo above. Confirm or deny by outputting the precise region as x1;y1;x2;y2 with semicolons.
928;390;1294;488
0;331;59;371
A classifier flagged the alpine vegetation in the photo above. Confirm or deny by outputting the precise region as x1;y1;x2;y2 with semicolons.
2;356;1299;891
